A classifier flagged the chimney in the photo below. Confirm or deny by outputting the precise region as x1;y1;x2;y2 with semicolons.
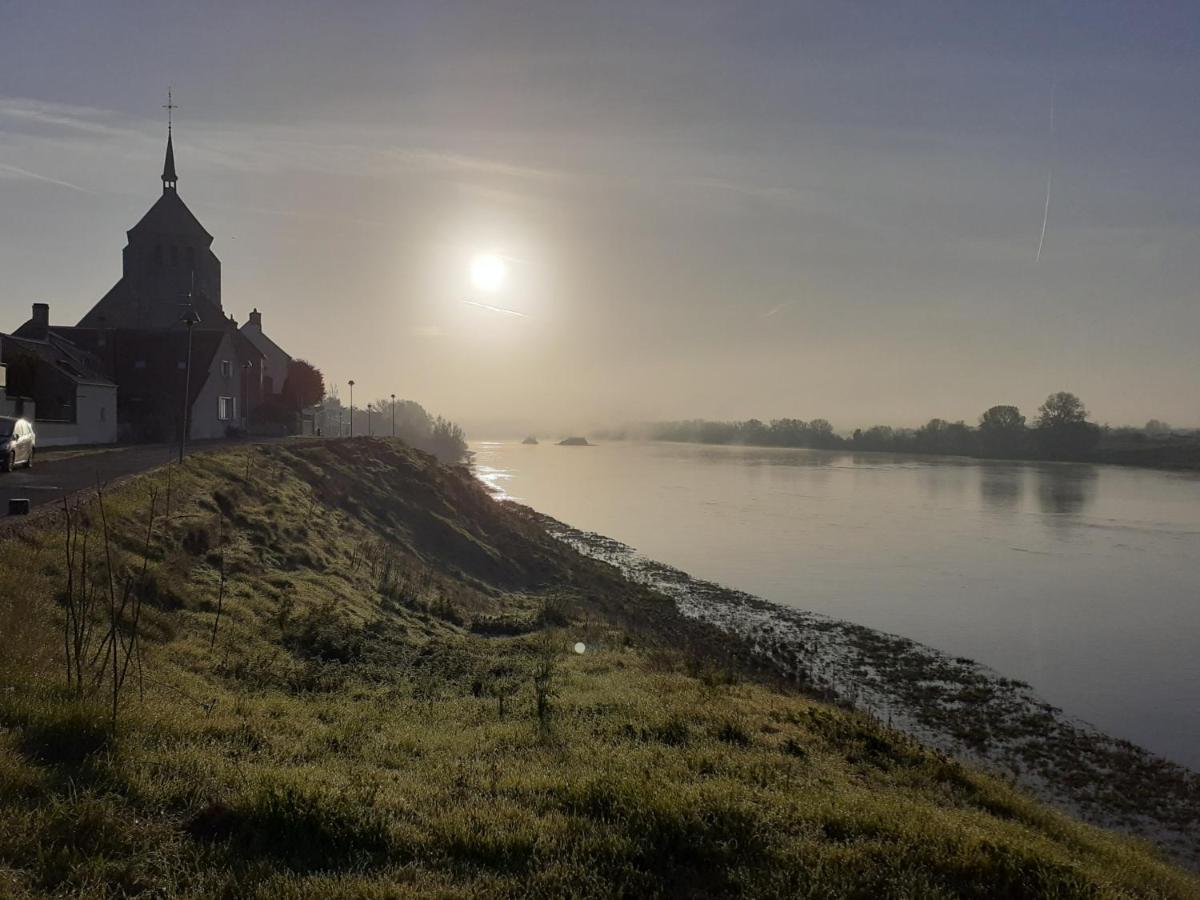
248;308;262;330
32;302;49;329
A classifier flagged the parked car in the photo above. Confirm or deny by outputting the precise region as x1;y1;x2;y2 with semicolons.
0;417;36;471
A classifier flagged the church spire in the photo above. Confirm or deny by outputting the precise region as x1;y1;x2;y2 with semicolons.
161;88;178;193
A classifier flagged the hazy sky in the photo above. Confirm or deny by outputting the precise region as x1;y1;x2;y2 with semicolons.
2;2;1197;435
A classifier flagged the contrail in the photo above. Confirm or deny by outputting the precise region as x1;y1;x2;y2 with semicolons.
1035;78;1056;263
0;161;93;193
1035;171;1052;263
760;301;794;319
463;299;527;318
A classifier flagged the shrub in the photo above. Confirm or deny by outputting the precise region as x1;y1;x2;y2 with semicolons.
285;601;365;664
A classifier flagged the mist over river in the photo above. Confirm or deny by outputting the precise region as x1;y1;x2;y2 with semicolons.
473;440;1200;770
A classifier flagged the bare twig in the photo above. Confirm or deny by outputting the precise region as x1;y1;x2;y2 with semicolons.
211;515;227;649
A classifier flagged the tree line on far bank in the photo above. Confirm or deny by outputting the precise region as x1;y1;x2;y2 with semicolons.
644;393;1191;463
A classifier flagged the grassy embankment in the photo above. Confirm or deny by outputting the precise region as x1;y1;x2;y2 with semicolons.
0;439;1196;898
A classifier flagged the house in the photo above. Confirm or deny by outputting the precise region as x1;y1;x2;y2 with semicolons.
240;308;291;397
0;323;118;446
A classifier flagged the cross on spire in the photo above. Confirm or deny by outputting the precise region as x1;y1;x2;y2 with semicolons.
163;87;177;132
161;87;178;192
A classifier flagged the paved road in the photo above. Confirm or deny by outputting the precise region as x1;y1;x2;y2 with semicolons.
0;440;253;519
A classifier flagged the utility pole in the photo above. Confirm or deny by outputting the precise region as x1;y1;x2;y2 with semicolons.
367;403;373;436
241;360;252;433
348;380;355;437
391;393;396;437
179;306;199;463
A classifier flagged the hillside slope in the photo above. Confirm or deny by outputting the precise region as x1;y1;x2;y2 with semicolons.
0;439;1195;898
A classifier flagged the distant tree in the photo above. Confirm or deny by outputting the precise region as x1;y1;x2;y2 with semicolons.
699;421;737;444
769;418;807;446
915;418;950;454
429;416;468;461
944;420;974;455
978;405;1027;458
854;425;895;451
739;418;769;446
1035;392;1089;429
808;418;838;448
366;396;468;462
1144;419;1172;436
1034;392;1100;459
282;359;325;412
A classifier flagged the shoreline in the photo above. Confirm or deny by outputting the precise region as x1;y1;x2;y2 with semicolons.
528;510;1200;868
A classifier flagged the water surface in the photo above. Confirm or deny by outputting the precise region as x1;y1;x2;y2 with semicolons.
473;440;1200;770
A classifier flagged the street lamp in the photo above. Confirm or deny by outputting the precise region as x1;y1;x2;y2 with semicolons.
179;306;200;463
391;393;396;437
348;379;355;437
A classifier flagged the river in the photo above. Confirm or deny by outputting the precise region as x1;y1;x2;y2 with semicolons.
472;439;1200;770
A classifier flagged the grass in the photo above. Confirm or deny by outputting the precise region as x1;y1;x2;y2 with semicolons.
0;438;1195;898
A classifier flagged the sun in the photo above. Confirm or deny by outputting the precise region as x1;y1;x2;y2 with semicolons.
469;253;507;293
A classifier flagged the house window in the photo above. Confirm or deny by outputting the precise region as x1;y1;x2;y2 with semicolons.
221;359;232;378
218;397;236;421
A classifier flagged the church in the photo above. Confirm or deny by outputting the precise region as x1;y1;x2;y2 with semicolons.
4;120;296;444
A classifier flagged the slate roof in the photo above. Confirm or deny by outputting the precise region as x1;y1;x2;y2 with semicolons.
240;323;291;364
127;190;212;244
0;332;115;387
75;283;227;332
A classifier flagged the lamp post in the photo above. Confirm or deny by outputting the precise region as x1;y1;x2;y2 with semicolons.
348;380;355;437
179;306;199;463
391;393;396;437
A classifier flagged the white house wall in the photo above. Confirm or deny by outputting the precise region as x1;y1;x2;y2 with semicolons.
189;332;243;440
75;383;118;444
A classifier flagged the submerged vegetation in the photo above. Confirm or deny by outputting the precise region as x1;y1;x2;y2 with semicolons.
0;439;1196;897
